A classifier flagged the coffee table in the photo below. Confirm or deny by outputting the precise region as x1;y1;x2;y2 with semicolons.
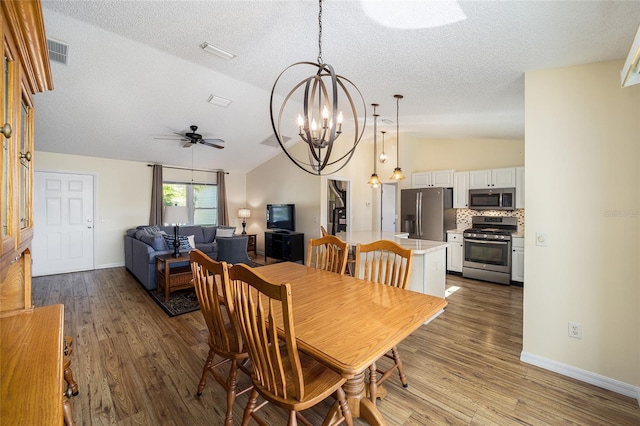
156;253;193;302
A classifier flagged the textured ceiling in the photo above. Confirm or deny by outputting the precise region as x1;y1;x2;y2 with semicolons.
35;1;640;173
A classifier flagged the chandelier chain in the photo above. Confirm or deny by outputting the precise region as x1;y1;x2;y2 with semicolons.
317;0;323;64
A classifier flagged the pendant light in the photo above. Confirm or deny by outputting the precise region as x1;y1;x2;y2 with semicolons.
390;94;406;180
367;104;381;188
379;131;387;163
269;0;366;176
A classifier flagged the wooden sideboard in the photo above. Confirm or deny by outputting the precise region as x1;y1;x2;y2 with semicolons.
0;304;65;424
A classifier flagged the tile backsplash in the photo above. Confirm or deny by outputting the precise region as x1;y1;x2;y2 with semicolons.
456;209;525;231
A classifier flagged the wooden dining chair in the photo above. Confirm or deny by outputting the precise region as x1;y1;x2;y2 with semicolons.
320;225;328;237
306;235;349;275
354;239;413;405
228;264;353;426
190;249;252;426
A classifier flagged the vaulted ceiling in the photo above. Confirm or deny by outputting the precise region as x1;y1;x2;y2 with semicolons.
34;1;640;173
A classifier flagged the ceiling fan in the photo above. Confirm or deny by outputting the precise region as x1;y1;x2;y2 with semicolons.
155;125;225;149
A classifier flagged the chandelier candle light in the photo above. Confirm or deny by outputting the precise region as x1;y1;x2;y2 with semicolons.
390;94;406;180
270;0;366;175
368;104;381;188
238;208;251;234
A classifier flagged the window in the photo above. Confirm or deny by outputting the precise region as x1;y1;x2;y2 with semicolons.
163;182;217;225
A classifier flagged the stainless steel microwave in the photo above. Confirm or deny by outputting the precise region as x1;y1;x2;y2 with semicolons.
468;188;516;210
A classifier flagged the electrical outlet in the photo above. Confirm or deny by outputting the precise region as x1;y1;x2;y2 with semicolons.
568;322;582;339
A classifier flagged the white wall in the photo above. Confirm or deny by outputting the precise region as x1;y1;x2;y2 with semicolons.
34;151;246;268
523;60;639;392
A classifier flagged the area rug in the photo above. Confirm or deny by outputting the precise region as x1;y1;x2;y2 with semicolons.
148;288;200;317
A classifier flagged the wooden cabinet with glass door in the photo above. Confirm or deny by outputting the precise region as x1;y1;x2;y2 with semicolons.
0;0;52;310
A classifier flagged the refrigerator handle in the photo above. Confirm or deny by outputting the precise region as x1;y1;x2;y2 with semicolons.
418;192;422;237
414;192;419;236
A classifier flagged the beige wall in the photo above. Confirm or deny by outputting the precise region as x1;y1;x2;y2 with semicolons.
401;136;524;176
34;152;246;268
524;60;639;388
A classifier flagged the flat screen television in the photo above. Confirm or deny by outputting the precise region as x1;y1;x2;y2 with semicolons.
266;204;295;232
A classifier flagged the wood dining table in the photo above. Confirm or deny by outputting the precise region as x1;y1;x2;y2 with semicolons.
255;262;447;426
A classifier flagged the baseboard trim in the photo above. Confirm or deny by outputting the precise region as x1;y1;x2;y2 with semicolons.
520;351;640;405
96;262;125;269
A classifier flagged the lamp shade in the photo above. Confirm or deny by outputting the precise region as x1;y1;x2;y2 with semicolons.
238;208;251;219
164;205;188;225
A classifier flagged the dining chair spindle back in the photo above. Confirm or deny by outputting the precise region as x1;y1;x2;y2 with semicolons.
228;264;354;426
306;235;349;275
190;249;252;426
354;239;414;404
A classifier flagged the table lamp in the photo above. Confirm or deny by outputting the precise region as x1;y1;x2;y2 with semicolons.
164;205;188;257
238;208;251;235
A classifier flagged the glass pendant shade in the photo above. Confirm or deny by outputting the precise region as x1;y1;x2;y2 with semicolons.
368;173;381;188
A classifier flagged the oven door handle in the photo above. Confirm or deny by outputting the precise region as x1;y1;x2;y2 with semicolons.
464;239;510;245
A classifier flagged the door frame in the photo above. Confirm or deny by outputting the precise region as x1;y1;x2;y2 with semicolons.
322;176;351;236
33;169;97;276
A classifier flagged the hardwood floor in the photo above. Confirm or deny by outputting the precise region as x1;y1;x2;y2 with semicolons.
32;268;639;425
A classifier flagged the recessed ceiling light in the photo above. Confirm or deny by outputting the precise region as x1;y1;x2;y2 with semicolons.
207;94;232;108
200;42;236;61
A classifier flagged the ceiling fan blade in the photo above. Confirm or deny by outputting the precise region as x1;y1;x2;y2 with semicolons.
200;140;225;149
153;136;183;140
183;141;195;148
202;138;225;144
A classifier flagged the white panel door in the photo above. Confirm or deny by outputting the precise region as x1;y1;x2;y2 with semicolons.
32;171;94;276
381;183;397;232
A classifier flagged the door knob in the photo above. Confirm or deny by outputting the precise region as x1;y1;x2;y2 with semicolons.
1;123;11;138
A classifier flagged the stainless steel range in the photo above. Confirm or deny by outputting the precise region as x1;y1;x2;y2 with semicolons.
462;216;518;285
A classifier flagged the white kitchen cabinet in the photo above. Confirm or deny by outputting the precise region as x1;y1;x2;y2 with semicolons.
516;166;525;209
511;236;524;282
469;167;516;189
412;170;454;188
446;232;464;273
453;171;469;208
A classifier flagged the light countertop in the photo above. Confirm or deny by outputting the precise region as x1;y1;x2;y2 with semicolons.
336;231;448;255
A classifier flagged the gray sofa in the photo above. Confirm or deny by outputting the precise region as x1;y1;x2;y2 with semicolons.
124;224;245;290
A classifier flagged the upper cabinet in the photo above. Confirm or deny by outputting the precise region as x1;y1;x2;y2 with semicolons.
1;0;53;308
453;171;469;208
469;167;516;189
412;170;454;188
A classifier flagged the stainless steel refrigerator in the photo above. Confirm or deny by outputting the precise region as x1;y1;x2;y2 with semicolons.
401;187;456;241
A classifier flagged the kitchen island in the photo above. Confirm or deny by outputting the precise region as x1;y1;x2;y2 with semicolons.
337;231;449;302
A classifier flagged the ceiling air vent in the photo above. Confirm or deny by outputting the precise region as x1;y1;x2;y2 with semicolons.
47;39;68;65
260;134;291;148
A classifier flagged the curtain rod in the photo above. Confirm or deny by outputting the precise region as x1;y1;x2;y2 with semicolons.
147;164;228;174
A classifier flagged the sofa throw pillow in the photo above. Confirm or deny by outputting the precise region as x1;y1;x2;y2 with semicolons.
187;235;196;249
162;234;191;250
216;228;235;238
140;234;168;251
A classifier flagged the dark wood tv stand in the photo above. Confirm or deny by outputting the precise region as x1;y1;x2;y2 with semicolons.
264;230;304;263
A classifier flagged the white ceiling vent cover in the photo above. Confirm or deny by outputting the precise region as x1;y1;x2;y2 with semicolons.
260;134;291;148
47;39;68;65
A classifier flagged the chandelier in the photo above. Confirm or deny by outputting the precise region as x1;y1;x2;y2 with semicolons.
269;0;366;175
367;104;381;188
390;94;406;180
